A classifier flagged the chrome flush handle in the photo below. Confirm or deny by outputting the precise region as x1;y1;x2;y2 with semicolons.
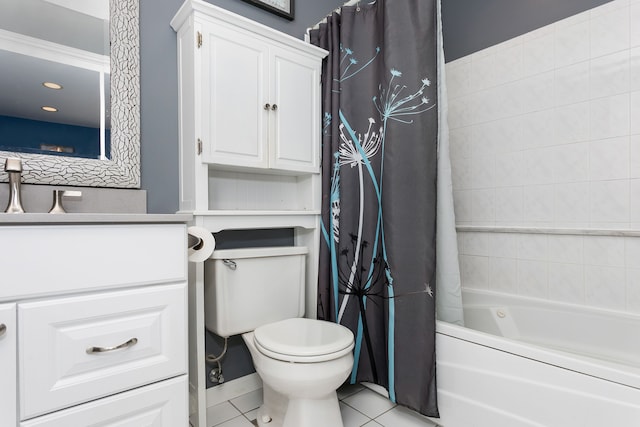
222;259;237;270
0;323;6;337
86;337;138;355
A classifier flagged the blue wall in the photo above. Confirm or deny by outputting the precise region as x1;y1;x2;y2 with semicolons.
0;115;108;158
441;0;613;61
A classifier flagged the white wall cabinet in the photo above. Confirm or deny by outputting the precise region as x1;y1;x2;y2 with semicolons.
200;24;322;173
0;218;189;427
172;0;327;213
195;14;321;173
172;2;327;426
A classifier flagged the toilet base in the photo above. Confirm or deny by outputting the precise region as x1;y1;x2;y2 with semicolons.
256;386;343;427
282;393;343;427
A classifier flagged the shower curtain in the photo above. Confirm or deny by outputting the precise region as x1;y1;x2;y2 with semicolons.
309;0;460;417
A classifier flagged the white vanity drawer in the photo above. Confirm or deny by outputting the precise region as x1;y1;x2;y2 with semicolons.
0;223;187;301
19;283;187;420
20;375;188;427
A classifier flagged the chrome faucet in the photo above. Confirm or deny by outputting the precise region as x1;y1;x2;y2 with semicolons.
4;157;25;213
49;190;82;214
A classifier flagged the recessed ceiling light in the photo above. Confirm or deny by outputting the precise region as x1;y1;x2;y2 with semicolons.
41;106;58;112
42;82;63;90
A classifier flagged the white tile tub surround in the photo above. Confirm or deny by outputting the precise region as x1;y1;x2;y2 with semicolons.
448;0;640;314
447;0;640;230
458;230;640;315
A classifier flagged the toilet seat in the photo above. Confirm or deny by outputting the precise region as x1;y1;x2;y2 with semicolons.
253;318;354;363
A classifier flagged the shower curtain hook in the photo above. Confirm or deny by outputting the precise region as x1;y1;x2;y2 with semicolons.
356;1;361;12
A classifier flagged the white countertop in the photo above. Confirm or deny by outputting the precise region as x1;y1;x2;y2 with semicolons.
0;213;193;224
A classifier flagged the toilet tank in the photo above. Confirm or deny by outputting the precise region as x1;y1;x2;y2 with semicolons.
204;246;308;337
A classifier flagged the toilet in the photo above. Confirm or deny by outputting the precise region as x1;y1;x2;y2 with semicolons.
204;246;354;427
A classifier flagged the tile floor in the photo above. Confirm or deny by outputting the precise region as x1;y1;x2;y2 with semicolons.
206;383;440;427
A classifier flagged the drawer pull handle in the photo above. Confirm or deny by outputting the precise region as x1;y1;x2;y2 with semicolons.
0;323;6;337
86;337;138;355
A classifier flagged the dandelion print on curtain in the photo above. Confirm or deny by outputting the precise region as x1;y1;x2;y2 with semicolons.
310;0;439;417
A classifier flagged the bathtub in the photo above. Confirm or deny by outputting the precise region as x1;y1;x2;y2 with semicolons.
433;289;640;427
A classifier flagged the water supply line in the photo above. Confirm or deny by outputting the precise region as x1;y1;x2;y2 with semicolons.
206;336;228;384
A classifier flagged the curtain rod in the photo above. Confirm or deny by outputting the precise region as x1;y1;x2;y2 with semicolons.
304;0;375;41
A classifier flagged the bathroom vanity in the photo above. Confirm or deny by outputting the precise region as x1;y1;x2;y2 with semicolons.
0;214;191;426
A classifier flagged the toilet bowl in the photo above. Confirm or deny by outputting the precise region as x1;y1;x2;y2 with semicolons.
243;318;354;427
203;247;354;427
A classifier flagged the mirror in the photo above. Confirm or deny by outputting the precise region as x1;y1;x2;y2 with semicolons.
0;0;110;160
0;0;140;188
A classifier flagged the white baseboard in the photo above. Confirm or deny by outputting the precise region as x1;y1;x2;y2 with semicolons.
206;373;263;407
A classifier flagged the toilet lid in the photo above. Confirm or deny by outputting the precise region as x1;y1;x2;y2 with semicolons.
253;318;354;363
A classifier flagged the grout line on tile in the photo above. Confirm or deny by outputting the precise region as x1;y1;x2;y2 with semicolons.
338;383;367;400
340;399;378;421
370;404;397;422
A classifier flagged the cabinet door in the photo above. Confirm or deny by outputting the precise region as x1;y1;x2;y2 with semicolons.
270;47;321;173
20;376;188;427
201;23;270;168
0;303;16;427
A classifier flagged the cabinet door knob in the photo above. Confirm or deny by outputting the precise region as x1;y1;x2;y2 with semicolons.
271;104;278;111
86;337;138;354
0;323;6;337
264;103;271;110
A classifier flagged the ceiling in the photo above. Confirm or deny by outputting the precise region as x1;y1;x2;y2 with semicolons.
43;0;109;21
0;50;110;128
